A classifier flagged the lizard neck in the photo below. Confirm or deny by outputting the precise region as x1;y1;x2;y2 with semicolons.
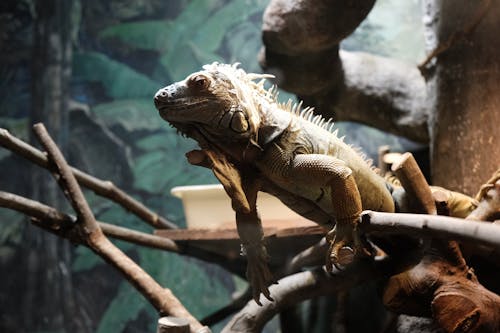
256;102;292;148
213;101;292;165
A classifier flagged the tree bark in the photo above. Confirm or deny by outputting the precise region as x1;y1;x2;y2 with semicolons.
424;0;500;195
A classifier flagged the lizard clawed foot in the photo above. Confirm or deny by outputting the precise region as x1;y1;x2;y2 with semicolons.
325;222;373;271
243;243;276;305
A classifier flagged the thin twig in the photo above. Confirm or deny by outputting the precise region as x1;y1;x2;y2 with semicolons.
0;127;176;229
30;123;207;333
99;222;179;252
0;191;74;226
4;189;180;252
0;190;180;251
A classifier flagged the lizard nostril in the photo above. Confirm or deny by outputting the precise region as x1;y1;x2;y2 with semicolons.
154;89;169;104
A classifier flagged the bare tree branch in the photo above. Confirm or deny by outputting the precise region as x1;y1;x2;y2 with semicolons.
221;262;388;333
0;127;176;229
30;123;208;333
286;238;328;273
0;191;223;333
391;152;436;214
0;189;246;279
200;288;252;327
468;174;500;222
360;211;500;252
33;123;99;233
223;155;500;332
2;124;498;332
0;190;177;251
221;207;500;333
0;191;73;226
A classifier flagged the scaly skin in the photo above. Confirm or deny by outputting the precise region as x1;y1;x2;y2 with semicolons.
153;63;473;304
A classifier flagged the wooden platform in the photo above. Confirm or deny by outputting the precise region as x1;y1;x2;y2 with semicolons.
155;219;327;266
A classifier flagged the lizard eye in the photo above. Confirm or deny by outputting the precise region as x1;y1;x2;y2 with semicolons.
189;75;210;91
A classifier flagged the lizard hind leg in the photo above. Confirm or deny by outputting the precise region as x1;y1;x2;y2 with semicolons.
285;154;374;271
325;172;374;270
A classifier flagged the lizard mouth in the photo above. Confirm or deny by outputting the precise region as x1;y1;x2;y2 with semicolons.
156;98;211;122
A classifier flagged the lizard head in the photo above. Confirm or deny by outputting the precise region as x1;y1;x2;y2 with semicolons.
154;63;275;147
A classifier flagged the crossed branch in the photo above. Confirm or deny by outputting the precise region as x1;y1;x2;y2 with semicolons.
1;124;209;333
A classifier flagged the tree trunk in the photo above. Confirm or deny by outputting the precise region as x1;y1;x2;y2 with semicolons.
425;0;500;195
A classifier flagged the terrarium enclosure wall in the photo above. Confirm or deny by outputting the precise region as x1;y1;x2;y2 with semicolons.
0;0;499;332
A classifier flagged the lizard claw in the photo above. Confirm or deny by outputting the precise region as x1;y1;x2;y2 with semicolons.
243;243;276;305
325;223;373;271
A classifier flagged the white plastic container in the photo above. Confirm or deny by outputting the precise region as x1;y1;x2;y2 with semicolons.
170;184;306;229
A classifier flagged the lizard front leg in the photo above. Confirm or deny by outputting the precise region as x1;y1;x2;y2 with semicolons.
236;208;275;305
236;174;276;305
186;149;274;304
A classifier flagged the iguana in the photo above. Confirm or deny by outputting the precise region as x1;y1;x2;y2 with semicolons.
153;63;476;304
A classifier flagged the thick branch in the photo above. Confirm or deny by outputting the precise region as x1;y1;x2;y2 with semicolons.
322;51;429;143
0;127;176;229
261;49;429;143
382;152;500;332
260;0;429;143
262;0;375;55
286;238;328;273
222;262;388;333
360;211;500;252
222;206;500;332
201;288;252;327
391;152;436;214
424;0;500;195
